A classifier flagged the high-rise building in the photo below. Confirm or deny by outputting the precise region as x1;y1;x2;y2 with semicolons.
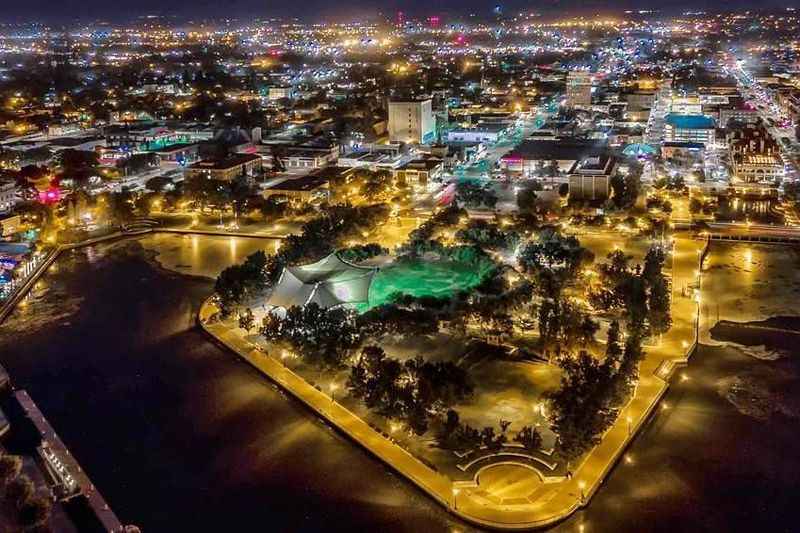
566;71;593;107
388;98;435;145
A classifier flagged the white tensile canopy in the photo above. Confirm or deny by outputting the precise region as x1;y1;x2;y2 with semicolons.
266;253;377;310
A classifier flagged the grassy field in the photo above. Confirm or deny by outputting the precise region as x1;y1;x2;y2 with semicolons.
365;258;493;309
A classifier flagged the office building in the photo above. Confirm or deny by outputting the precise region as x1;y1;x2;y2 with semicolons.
388;98;435;145
566;71;593;107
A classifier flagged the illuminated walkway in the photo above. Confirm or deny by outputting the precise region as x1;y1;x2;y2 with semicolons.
200;234;706;529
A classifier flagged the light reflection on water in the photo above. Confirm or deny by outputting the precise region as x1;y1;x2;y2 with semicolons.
0;237;464;533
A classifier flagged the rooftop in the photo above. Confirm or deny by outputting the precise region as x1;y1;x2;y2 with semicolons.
188;153;261;171
267;174;329;192
503;139;607;162
665;114;715;130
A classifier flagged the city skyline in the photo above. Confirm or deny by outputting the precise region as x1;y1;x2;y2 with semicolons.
0;2;797;24
0;5;797;532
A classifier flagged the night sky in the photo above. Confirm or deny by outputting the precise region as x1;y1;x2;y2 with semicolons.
1;0;794;24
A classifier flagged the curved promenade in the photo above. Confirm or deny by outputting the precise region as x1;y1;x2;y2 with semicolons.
199;235;707;530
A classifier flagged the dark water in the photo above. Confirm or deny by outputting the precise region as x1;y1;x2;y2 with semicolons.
554;340;800;533
0;238;798;532
0;240;461;533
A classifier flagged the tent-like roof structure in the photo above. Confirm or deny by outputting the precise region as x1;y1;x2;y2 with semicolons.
266;253;377;310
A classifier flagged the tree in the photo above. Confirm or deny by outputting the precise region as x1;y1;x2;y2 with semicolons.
106;191;135;223
0;455;22;486
238;308;255;332
359;169;393;201
118;153;159;175
215;250;273;316
57;149;99;189
518;230;593;296
456;182;498;209
515;425;543;452
262;304;360;367
145;176;174;193
604;320;623;367
348;346;473;435
546;352;616;460
455;220;520;252
648;275;672;334
516;187;539;212
641;246;666;286
439;409;461;445
5;476;34;509
338;243;388;263
18;495;52;528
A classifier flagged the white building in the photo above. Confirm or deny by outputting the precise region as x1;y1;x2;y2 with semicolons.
664;114;716;146
388;98;435;145
268;86;294;101
0;182;20;214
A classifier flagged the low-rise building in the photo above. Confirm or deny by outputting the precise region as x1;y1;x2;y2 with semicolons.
446;122;509;144
500;139;607;176
728;124;784;183
0;213;21;236
263;174;331;205
186;153;263;181
268;86;295;101
393;158;444;187
664;114;716;146
151;142;200;165
661;141;705;167
568;154;617;201
0;181;20;213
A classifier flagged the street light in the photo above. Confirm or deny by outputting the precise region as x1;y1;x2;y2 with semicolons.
452;487;460;511
626;416;632;436
578;481;586;503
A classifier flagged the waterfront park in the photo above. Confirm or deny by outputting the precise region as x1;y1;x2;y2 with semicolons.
203;200;696;529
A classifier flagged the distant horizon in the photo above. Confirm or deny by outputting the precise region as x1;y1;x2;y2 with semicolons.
0;1;796;26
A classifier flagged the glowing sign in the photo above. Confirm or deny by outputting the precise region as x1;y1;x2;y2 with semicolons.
38;188;61;204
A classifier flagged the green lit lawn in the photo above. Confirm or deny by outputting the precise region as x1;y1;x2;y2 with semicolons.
364;259;493;310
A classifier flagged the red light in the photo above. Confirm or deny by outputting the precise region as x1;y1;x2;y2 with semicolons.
38;188;61;204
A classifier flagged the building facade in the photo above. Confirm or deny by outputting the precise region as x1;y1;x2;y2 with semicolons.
388;99;435;145
664;114;716;146
566;71;593;108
